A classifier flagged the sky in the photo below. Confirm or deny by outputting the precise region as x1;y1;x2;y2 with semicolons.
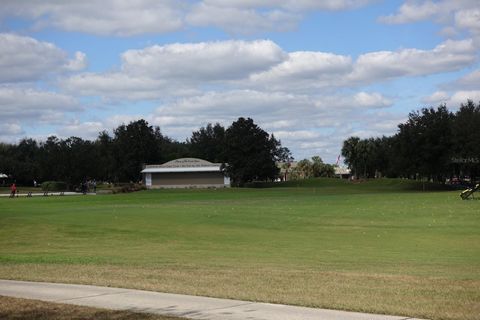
0;0;479;162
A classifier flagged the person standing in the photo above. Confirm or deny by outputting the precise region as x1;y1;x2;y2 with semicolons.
10;183;17;198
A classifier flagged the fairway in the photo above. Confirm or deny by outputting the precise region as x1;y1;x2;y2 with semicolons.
0;179;479;320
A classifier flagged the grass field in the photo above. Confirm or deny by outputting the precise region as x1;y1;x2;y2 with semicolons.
0;179;479;320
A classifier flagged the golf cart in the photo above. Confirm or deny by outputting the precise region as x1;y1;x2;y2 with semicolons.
460;183;480;200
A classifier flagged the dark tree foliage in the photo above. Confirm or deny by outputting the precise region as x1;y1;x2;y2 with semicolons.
112;119;163;182
188;123;226;163
0;117;290;187
341;101;480;182
451;101;480;179
341;136;360;177
396;106;453;181
223;117;290;186
12;139;40;184
342;136;395;179
96;131;115;182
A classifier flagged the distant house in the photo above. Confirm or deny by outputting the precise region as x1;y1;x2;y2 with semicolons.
141;158;230;189
0;173;8;186
334;166;351;179
277;161;297;181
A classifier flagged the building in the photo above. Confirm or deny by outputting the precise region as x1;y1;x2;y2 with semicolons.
0;173;8;186
277;161;297;181
141;158;230;188
334;166;351;179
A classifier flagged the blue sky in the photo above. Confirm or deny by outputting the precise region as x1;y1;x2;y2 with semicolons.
1;0;479;162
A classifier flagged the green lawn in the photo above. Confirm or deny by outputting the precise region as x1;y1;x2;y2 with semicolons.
0;179;479;320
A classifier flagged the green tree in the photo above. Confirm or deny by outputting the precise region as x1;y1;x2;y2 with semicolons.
10;138;40;184
189;123;226;162
61;136;97;185
113;120;162;182
395;106;453;182
0;142;15;184
38;136;63;182
223;117;284;186
341;136;360;178
296;158;313;179
96;131;115;182
451;100;480;180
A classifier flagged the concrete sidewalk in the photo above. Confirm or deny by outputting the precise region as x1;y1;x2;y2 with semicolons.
0;280;423;320
0;192;95;198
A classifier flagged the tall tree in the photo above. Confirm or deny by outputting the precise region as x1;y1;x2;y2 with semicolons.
96;131;115;182
38;136;63;182
11;138;40;184
451;100;480;180
296;158;313;179
223;117;284;186
395;106;453;181
189;123;226;162
311;156;335;177
113;120;162;182
341;136;360;178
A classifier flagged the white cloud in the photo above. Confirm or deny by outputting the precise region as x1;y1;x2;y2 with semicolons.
151;90;391;142
0;87;80;121
350;39;477;83
380;1;480;40
64;40;286;100
201;0;374;11
250;39;476;91
450;90;480;106
57;120;106;140
453;69;480;89
154;90;313;122
379;1;439;24
274;130;322;141
421;89;480;108
122;40;285;81
63;72;174;100
187;3;300;34
0;0;183;36
1;0;375;36
155;90;391;124
422;91;449;104
64;51;88;72
0;122;23;136
0;33;86;83
250;51;352;90
64;38;476;101
353;92;392;108
455;9;480;32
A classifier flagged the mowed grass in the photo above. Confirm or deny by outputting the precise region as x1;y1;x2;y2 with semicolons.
0;179;479;320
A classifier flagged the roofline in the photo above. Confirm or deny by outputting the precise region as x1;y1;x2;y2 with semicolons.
141;166;222;173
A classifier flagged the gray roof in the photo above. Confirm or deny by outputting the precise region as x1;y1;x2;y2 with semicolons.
141;158;222;173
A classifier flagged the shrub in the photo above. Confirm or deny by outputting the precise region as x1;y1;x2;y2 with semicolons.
41;181;68;191
111;183;146;194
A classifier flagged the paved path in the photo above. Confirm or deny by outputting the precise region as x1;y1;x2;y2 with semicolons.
0;192;94;198
0;280;424;320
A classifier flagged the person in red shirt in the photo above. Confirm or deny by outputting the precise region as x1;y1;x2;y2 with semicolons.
10;183;16;198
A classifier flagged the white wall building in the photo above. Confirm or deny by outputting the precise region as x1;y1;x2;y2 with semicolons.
141;158;230;188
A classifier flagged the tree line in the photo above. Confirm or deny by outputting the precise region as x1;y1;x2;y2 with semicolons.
0;117;291;187
341;100;480;183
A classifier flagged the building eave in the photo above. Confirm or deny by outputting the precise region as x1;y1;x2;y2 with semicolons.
141;166;222;173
